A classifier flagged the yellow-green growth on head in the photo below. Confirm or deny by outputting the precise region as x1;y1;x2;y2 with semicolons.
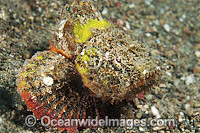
36;56;43;60
20;70;36;77
74;19;110;43
76;54;90;62
82;55;90;62
26;64;37;68
18;81;26;88
75;63;88;74
75;47;97;75
86;48;97;56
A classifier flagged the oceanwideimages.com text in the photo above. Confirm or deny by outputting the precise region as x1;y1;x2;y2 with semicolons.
25;115;176;128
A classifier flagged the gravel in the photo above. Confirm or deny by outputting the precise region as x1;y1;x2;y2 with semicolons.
0;0;199;132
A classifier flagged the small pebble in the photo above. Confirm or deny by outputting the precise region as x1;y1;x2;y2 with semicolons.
145;32;151;37
43;76;54;86
160;9;165;14
185;75;195;85
193;67;200;73
129;4;135;8
102;7;108;15
137;105;143;109
195;51;200;57
185;104;190;110
143;104;149;109
139;127;145;131
10;110;16;120
145;0;152;5
117;19;124;26
163;23;170;32
152;126;165;131
151;106;161;118
179;17;184;22
145;94;153;100
0;9;7;20
136;111;143;119
180;112;185;116
166;71;172;76
25;52;31;59
159;83;166;88
125;21;130;29
178;112;185;122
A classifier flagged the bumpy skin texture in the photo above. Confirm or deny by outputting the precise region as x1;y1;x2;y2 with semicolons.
51;1;106;59
17;1;160;132
75;27;159;102
52;1;160;103
17;51;109;132
17;51;75;119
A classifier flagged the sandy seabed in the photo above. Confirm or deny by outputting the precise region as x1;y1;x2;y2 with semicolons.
0;0;199;132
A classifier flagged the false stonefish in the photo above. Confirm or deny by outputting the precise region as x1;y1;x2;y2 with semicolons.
16;1;160;132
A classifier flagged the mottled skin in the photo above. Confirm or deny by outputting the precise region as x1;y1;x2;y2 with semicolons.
74;25;160;103
17;1;160;132
52;1;160;103
17;51;109;132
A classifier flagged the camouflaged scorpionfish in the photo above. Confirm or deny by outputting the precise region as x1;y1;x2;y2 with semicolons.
17;1;160;132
